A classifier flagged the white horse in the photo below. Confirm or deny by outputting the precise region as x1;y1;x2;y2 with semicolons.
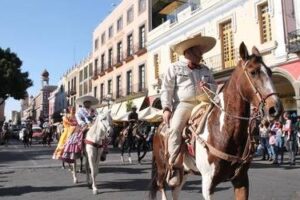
71;111;113;195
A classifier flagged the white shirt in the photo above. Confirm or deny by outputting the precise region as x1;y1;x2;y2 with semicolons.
160;58;216;110
75;107;96;126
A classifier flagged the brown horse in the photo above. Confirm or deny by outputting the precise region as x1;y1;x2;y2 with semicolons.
150;42;283;200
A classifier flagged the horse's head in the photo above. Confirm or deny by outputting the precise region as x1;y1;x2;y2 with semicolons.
236;42;283;121
97;110;114;138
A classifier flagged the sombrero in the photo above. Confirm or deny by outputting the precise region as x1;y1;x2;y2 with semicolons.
173;34;216;55
76;95;99;106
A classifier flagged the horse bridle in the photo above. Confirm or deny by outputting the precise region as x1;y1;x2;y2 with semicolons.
242;60;278;117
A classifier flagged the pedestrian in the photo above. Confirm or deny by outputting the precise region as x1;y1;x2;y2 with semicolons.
161;34;216;186
259;120;270;160
271;121;284;164
268;131;276;162
283;112;296;165
294;116;300;155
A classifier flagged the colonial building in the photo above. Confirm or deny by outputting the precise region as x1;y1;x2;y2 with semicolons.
91;0;149;118
48;81;68;122
147;0;300;114
62;53;93;108
22;70;57;123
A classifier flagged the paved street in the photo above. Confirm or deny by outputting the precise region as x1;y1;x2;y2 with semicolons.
1;140;300;200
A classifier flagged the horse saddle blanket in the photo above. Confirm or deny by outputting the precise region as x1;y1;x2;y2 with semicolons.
184;102;212;157
159;102;212;157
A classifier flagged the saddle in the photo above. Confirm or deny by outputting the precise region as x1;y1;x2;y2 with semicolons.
160;102;213;159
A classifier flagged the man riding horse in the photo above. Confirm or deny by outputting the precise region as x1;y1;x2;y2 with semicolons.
161;34;217;187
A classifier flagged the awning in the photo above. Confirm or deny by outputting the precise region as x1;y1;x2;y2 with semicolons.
276;60;300;81
112;96;146;122
139;107;163;122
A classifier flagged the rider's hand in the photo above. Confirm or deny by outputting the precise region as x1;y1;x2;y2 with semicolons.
163;110;172;128
198;80;208;88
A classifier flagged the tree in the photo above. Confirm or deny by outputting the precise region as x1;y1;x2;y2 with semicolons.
0;48;33;105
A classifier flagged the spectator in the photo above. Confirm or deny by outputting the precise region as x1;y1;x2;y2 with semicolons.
259;120;270;160
283;112;296;165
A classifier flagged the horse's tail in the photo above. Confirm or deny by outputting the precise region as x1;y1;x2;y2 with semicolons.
149;154;159;200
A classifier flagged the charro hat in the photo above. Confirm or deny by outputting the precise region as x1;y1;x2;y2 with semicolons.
173;34;216;55
76;95;99;106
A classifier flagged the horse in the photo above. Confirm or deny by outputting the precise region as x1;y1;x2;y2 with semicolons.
118;121;149;164
149;42;283;200
71;111;113;195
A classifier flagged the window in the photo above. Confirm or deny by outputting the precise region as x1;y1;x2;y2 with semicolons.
94;58;98;74
100;83;104;103
127;6;134;24
259;3;272;43
89;63;93;77
84;66;88;79
126;70;132;95
89;79;92;93
108;79;112;95
138;0;146;13
73;77;76;92
117;17;123;31
101;33;106;45
84;82;88;95
154;54;159;79
139;64;145;91
220;20;235;68
108;25;114;38
139;24;146;49
79;85;83;96
108;48;113;67
94;86;97;98
101;53;105;71
127;33;133;56
170;49;179;63
79;70;83;82
117;41;123;62
94;38;99;51
116;75;121;98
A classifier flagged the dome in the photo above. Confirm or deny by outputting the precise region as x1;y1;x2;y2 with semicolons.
41;69;49;78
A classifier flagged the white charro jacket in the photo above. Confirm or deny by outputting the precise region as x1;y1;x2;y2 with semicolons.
161;58;216;111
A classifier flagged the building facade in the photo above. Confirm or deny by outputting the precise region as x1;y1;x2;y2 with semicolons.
91;0;149;117
147;0;300;114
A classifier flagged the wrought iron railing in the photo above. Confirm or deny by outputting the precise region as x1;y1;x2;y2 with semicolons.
288;29;300;53
203;48;239;72
166;2;200;24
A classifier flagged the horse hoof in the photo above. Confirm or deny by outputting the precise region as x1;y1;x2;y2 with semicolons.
92;189;98;195
73;179;78;184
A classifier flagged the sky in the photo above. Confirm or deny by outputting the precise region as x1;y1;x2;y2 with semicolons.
0;0;121;120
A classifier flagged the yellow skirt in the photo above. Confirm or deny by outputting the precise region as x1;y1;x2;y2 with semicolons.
52;126;75;160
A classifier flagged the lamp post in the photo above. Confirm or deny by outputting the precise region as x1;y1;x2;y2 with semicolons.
105;94;114;109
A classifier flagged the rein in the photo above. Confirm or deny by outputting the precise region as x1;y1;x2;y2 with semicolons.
191;60;278;179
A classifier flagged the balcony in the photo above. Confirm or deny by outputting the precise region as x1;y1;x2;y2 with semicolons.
124;48;135;63
92;70;98;80
113;84;148;103
135;43;147;56
98;68;106;77
288;29;300;53
68;89;76;96
203;49;239;73
164;1;200;24
114;55;124;68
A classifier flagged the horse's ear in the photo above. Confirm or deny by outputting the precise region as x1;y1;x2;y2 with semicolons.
239;42;249;61
252;46;261;57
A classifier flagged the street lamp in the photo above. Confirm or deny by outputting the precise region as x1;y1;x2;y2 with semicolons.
105;94;114;109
